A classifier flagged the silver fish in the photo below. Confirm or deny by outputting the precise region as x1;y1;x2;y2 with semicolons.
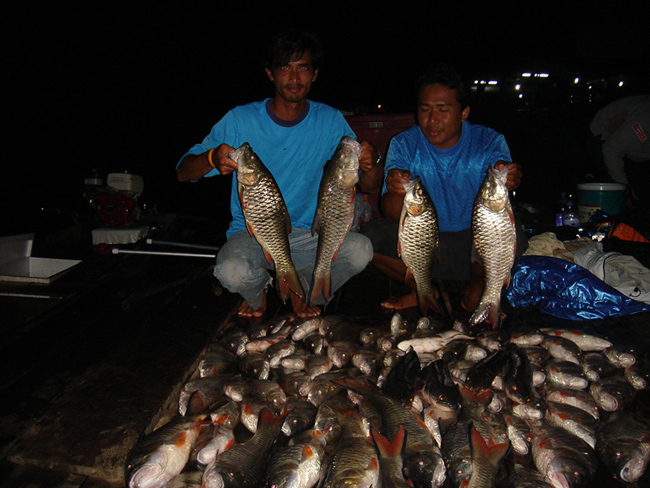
530;422;598;488
310;136;361;304
318;404;380;488
125;414;206;488
334;377;446;488
539;328;612;351
596;411;650;483
398;176;442;315
201;408;289;488
265;428;327;488
545;401;598;449
231;142;305;302
589;376;636;411
470;165;516;328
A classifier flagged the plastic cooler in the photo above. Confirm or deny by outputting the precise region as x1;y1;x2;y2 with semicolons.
577;182;626;222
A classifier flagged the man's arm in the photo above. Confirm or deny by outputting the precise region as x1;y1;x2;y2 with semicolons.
380;168;412;224
176;144;237;182
495;161;523;191
357;141;383;194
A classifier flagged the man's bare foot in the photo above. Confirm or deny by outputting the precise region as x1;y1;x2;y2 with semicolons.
290;293;321;318
381;290;418;310
237;293;266;319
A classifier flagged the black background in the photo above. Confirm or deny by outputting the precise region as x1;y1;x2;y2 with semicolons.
3;2;649;238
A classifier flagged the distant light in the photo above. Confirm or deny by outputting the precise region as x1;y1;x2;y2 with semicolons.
536;73;549;78
618;81;624;87
377;104;382;109
518;94;523;99
574;77;580;84
480;80;487;84
522;72;532;77
488;80;498;85
515;84;521;90
474;80;479;84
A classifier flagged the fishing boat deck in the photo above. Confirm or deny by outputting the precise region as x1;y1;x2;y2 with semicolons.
1;216;649;487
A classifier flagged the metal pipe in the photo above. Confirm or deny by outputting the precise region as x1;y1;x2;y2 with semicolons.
111;248;216;258
145;239;220;252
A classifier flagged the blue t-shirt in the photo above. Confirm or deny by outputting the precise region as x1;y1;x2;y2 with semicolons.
384;122;512;232
179;99;355;237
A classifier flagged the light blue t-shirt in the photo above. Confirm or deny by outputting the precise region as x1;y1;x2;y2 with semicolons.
384;122;512;232
179;99;355;237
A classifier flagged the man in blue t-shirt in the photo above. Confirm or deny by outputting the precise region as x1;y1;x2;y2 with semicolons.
177;31;382;319
361;65;524;315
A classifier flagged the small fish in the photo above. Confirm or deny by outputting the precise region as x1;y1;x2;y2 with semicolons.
545;401;598;449
539;328;612;351
397;176;443;316
470;165;516;329
178;376;232;416
540;336;583;365
125;414;206;488
596;411;650;483
396;330;472;354
310;136;361;304
265;428;327;488
589;376;636;411
201;408;290;488
530;422;598;488
231;142;305;303
546;359;588;390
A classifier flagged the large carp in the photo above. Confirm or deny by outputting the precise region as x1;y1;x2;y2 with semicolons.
310;136;361;305
470;165;516;329
230;142;305;303
398;176;442;315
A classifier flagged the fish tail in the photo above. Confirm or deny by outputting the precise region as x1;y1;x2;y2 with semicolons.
258;407;292;428
277;268;305;302
468;423;510;466
309;271;331;305
418;289;445;317
371;426;407;457
469;299;500;328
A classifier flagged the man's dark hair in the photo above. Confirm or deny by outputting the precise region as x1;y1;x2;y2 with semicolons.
416;64;470;109
264;30;323;71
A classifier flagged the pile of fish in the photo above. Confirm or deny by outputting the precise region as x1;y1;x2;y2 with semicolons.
124;312;650;488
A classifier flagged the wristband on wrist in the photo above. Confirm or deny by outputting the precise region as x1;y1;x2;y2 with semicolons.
207;148;216;168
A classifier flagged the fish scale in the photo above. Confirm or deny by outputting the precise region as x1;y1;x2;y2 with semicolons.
470;165;516;328
310;136;361;304
398;176;441;315
231;142;304;302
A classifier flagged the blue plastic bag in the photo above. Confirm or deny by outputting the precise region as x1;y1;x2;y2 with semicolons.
506;255;650;320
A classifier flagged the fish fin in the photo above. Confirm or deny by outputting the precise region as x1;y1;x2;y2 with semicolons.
418;290;445;317
311;214;320;236
301;444;315;461
469;423;510;466
459;385;492;405
262;248;274;266
309;273;330;305
397;240;403;258
371;427;407;457
277;269;305;302
245;220;256;240
174;431;188;448
258;407;292;428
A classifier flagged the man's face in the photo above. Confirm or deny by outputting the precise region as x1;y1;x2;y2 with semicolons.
417;84;470;149
265;50;318;104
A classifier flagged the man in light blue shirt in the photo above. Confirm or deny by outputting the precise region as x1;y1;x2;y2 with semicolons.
177;31;381;319
362;65;524;316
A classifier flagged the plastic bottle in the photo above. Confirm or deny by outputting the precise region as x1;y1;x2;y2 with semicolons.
556;192;568;226
562;199;581;227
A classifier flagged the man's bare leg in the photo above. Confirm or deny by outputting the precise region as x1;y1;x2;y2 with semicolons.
461;262;484;312
290;292;321;318
371;254;419;309
237;290;267;319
